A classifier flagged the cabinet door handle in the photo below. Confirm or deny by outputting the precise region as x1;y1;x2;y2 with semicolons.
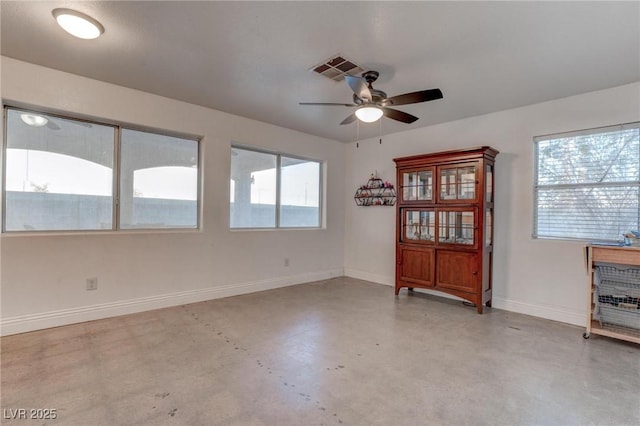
471;271;478;275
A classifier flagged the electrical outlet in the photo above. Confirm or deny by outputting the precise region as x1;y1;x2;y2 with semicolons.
284;257;290;267
86;277;98;291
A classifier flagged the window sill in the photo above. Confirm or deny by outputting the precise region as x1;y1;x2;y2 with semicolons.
1;228;203;237
229;227;325;232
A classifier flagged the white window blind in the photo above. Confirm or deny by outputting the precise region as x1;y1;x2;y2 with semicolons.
533;123;640;241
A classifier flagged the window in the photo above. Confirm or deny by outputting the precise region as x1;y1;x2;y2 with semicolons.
4;109;116;231
120;129;198;229
279;156;321;227
230;146;321;228
230;148;277;228
534;123;640;241
3;107;200;232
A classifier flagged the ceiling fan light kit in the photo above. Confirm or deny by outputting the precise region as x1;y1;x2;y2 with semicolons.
300;70;443;126
355;106;383;123
52;8;104;40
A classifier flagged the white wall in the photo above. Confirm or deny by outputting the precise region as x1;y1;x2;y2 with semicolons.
344;82;640;326
0;57;346;335
2;57;638;335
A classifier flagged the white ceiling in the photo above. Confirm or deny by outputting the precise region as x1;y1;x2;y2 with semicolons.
1;1;639;143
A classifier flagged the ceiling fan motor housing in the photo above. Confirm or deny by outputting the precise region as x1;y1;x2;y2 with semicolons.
353;89;387;105
353;71;387;105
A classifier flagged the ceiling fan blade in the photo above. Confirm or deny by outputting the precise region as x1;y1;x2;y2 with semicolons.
345;75;372;102
340;113;358;125
299;102;356;107
382;108;419;124
386;89;443;106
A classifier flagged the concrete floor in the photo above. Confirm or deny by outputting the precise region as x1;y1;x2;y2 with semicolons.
1;277;639;426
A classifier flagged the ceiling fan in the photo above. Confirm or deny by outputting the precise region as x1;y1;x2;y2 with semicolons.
300;70;443;125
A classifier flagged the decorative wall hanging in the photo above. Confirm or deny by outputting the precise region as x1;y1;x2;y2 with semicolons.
354;172;396;206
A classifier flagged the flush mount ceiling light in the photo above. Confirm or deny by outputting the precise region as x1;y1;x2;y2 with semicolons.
355;106;383;123
52;8;104;39
20;113;48;127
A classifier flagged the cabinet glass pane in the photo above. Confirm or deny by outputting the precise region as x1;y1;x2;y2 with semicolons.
417;171;433;200
486;164;493;203
402;171;432;201
440;166;476;200
402;172;414;200
486;209;492;246
438;211;475;245
404;210;435;242
458;167;475;199
440;169;457;200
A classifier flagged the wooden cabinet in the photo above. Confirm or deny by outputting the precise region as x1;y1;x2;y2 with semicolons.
584;245;640;344
394;146;498;313
436;250;480;293
398;246;435;287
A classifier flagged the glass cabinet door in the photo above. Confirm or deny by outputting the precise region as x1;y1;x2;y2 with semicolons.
437;210;475;246
401;169;433;202
402;210;435;243
439;164;477;201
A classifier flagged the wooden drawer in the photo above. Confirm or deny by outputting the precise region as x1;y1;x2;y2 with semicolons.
591;246;640;266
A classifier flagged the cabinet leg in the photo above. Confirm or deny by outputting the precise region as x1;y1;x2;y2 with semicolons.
394;287;400;296
408;287;414;291
477;304;484;314
485;300;492;308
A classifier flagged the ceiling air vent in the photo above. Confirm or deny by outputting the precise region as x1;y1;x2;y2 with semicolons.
311;55;365;81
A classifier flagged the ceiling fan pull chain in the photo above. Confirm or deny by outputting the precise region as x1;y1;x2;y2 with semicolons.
356;119;360;148
379;119;383;144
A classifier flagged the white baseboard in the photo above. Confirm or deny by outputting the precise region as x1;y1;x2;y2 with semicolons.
343;268;394;286
1;268;344;336
344;268;585;326
492;297;585;327
2;268;586;336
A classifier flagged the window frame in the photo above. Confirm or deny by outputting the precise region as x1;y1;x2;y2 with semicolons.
117;127;201;231
230;145;323;230
2;105;202;234
532;122;640;242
